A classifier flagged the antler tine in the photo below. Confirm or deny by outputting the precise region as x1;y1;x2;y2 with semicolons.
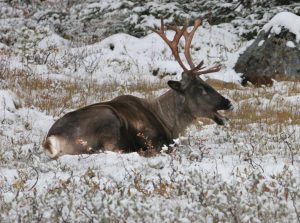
149;18;189;72
160;17;165;33
182;19;202;69
182;19;221;76
189;60;204;73
149;18;221;76
195;64;222;75
166;22;177;31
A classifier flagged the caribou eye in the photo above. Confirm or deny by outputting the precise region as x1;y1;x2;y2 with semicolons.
197;87;207;95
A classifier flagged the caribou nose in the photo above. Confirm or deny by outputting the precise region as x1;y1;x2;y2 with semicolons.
228;102;234;111
221;98;233;110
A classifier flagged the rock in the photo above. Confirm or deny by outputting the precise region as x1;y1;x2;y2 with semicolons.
235;12;300;86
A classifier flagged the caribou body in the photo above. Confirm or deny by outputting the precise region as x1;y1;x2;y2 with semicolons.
44;19;233;158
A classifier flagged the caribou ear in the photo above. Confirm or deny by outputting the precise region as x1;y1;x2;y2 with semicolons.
168;80;182;92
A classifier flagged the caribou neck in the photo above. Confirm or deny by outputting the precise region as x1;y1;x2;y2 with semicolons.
150;90;195;139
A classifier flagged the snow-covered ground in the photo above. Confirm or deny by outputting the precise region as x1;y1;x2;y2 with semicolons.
0;2;299;222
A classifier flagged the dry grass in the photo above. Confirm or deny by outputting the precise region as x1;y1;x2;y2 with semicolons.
229;105;300;129
273;74;300;83
2;68;112;116
1;68;167;117
124;81;166;96
206;78;300;130
3;65;300;131
206;78;242;90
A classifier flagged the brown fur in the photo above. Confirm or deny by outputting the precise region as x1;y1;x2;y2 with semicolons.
44;75;233;157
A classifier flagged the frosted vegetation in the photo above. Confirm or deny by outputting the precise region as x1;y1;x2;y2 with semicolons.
0;0;299;222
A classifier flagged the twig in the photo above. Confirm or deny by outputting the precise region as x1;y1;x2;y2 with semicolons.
28;166;39;191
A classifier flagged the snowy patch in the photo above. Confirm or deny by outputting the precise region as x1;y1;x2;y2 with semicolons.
42;23;244;85
17;107;54;132
0;90;21;121
0;42;9;49
204;69;242;83
38;33;70;50
285;95;300;105
263;12;300;42
286;41;296;48
258;40;265;46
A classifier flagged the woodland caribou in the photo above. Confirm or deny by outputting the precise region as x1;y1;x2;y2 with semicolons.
44;19;233;158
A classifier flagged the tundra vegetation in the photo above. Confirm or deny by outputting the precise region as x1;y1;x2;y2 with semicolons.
1;51;299;222
0;0;299;222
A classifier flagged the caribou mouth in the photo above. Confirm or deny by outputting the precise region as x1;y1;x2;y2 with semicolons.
213;111;228;125
213;103;234;125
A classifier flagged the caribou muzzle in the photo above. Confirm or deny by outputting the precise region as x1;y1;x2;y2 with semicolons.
213;98;234;125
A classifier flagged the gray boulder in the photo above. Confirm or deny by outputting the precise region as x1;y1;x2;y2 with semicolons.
234;12;300;86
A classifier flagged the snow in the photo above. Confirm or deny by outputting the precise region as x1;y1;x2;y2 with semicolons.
258;40;265;46
263;12;300;42
0;90;21;121
0;42;8;49
0;90;19;113
38;33;70;49
286;41;296;48
32;23;243;85
0;4;299;222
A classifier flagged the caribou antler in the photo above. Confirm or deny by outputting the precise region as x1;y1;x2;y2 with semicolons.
149;18;221;76
149;18;189;72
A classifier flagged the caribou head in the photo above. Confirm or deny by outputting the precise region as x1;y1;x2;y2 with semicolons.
150;18;233;125
43;18;233;158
